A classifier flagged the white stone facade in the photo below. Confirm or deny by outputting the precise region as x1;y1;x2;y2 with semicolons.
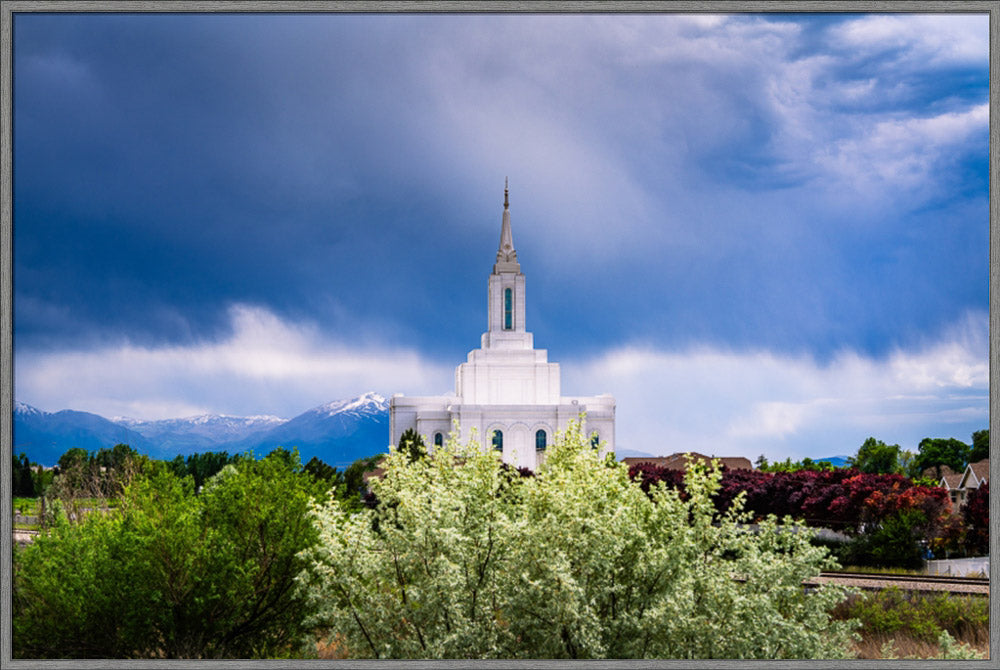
390;184;615;470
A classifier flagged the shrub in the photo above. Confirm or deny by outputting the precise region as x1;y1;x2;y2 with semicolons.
13;451;329;658
836;587;988;644
298;420;857;659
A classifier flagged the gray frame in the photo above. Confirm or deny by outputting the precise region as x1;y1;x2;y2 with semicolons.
1;1;996;668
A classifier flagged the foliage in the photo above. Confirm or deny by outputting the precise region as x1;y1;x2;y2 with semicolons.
397;427;427;462
42;444;145;526
298;421;857;659
914;438;970;480
848;438;902;475
969;429;989;463
167;450;242;490
630;462;954;568
961;481;989;555
756;456;837;473
304;456;341;484
342;453;385;498
13;450;329;658
13;452;36;497
836;510;927;569
835;587;988;645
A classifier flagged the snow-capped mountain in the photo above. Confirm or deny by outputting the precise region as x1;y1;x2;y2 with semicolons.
229;392;391;467
13;393;392;467
114;413;287;454
13;403;153;465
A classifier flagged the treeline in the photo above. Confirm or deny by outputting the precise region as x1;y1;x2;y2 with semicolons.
756;430;988;480
13;444;381;504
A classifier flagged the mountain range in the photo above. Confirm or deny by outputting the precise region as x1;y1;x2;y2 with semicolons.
17;394;842;470
13;392;391;468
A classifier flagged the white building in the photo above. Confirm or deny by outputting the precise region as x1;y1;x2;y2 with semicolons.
390;183;615;470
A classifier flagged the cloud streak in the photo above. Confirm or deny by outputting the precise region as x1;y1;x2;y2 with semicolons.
16;305;987;462
565;308;987;460
15;304;454;421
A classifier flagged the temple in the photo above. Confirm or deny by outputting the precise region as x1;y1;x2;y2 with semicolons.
390;182;615;469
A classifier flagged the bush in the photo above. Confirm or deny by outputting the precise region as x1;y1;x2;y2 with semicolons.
837;510;928;569
298;420;857;659
13;451;329;658
836;587;988;644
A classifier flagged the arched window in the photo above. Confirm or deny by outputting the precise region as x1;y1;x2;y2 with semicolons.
504;288;513;330
590;434;600;449
535;429;547;451
492;429;503;451
434;432;443;448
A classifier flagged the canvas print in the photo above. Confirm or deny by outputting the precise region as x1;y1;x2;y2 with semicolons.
8;8;990;661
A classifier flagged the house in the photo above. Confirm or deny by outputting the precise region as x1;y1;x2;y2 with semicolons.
939;458;989;509
622;452;754;472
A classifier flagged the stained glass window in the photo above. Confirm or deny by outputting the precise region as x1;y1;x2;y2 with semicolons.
536;429;547;451
504;288;512;330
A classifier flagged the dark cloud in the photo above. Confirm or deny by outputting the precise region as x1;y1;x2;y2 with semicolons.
13;12;988;368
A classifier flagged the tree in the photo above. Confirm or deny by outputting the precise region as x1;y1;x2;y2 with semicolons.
13;450;329;658
298;420;857;659
848;437;901;475
962;482;989;556
969;429;989;463
56;447;89;473
397;427;427;462
13;452;36;497
914;438;970;479
304;456;340;484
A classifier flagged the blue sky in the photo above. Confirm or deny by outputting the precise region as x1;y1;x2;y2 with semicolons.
13;11;989;461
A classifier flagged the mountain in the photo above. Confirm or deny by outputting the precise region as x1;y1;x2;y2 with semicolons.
815;455;851;468
228;392;391;467
14;401;153;466
13;394;393;469
115;413;286;456
614;448;654;460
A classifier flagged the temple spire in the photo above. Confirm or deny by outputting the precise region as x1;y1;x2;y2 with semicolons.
495;178;519;272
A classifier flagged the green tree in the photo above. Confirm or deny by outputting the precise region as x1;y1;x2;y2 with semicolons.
848;438;902;475
298;420;857;659
13;452;36;497
397;427;427;462
56;447;89;473
304;456;341;485
969;429;989;463
914;438;970;479
13;450;328;658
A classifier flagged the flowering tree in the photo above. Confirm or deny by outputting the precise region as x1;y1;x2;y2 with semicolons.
298;421;857;659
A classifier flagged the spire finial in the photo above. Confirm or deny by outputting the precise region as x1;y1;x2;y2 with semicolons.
504;177;509;210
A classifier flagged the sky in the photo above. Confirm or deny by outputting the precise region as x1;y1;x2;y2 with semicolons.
12;10;990;461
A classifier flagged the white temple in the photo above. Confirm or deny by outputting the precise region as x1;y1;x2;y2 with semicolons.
390;182;615;469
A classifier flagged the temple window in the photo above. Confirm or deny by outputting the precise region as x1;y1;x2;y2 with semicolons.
504;288;513;330
536;429;547;451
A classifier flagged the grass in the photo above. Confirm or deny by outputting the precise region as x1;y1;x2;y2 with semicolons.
832;587;989;659
13;497;41;516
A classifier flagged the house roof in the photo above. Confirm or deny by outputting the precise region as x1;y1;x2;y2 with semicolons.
939;473;964;490
622;453;753;471
959;458;990;489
